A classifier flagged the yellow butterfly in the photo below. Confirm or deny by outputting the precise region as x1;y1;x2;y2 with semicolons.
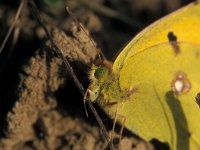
86;2;200;150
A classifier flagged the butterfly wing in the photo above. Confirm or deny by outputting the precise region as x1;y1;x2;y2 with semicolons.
113;2;200;75
115;42;200;150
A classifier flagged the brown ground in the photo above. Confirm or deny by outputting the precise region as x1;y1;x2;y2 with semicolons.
0;0;193;150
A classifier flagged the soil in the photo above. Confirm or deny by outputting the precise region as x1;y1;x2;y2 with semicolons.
0;0;193;150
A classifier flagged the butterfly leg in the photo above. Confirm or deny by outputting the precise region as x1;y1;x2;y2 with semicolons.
83;88;90;117
110;104;118;144
125;87;138;99
110;104;126;148
119;114;126;143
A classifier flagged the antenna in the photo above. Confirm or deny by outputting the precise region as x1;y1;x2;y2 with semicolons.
66;6;106;63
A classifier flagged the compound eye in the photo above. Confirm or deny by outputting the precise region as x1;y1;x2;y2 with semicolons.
94;67;107;80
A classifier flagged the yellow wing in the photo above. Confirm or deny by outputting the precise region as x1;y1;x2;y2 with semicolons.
116;42;200;150
113;2;200;75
